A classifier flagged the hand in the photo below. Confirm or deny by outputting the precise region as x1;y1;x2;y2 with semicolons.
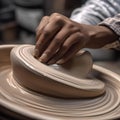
34;13;90;64
34;13;118;64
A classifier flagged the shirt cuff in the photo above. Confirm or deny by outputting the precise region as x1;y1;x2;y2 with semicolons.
99;17;120;50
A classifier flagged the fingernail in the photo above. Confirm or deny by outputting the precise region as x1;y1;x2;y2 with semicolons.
56;59;64;64
34;49;39;58
39;53;47;62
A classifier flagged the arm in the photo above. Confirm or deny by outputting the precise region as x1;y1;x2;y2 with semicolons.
34;13;119;65
71;0;120;25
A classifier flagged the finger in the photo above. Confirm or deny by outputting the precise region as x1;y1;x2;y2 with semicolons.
36;16;49;35
47;32;83;64
36;17;49;44
34;20;63;58
39;27;72;63
50;13;69;23
56;42;83;64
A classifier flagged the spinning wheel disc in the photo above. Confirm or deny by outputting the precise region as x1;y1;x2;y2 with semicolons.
0;45;120;120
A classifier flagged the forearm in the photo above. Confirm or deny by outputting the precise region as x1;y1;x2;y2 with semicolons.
84;25;119;48
83;14;120;49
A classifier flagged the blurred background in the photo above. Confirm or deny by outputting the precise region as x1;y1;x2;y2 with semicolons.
0;0;119;62
0;0;120;119
0;0;84;44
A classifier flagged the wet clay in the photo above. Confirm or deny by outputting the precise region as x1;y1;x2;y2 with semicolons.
0;44;120;120
10;45;105;98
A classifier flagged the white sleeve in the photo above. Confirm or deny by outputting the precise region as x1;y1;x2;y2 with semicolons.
70;0;120;25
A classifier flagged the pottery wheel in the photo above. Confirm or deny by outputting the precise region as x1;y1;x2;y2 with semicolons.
0;45;120;120
10;45;105;98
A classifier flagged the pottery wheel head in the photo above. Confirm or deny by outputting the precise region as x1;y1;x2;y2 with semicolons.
10;45;105;98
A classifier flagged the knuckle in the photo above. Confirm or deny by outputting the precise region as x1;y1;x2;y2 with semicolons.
43;16;49;19
51;13;65;25
75;32;83;39
51;13;60;17
40;16;49;24
67;22;74;28
43;28;51;36
42;16;48;20
54;15;64;24
66;23;80;33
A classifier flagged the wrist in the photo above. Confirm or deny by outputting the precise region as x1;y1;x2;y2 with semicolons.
84;25;119;48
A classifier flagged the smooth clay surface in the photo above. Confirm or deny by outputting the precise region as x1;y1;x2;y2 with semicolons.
10;45;105;98
0;44;120;120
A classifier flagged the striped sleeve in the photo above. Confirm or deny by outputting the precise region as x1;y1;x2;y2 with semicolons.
71;0;120;25
99;14;120;50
